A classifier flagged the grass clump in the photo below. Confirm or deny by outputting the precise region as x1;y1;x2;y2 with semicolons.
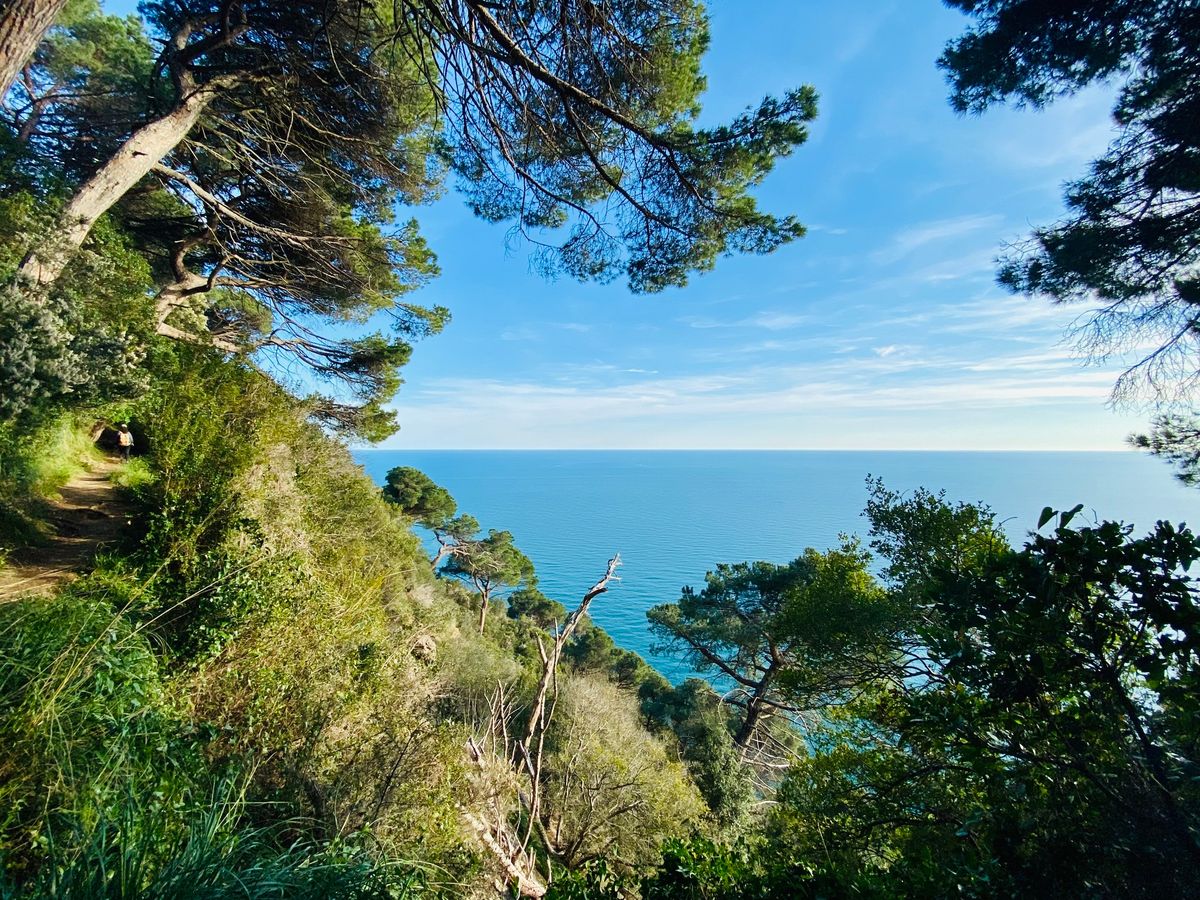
0;782;427;900
0;584;203;874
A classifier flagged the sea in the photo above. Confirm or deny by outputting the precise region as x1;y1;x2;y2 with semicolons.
354;450;1200;680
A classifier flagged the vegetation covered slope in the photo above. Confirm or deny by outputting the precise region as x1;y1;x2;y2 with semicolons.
0;348;719;896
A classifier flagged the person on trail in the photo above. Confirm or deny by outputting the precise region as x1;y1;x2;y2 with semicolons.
117;424;134;461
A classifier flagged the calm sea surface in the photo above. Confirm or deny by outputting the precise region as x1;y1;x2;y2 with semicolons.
354;451;1200;679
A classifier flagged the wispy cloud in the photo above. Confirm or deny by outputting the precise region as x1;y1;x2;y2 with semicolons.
677;310;810;331
872;214;1005;266
677;315;726;329
397;344;1118;428
807;224;850;236
488;321;596;341
878;294;1081;336
744;311;809;330
987;87;1117;173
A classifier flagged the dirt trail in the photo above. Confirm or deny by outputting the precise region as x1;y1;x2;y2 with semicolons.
0;458;134;602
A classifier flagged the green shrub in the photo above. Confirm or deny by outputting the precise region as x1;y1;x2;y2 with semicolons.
541;674;705;870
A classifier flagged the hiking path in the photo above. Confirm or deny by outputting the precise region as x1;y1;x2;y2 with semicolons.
0;457;134;602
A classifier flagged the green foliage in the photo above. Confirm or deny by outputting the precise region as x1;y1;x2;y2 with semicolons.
383;466;458;527
0;344;474;879
433;2;817;291
0;586;205;875
648;559;802;681
640;837;790;900
379;465;485;577
655;681;754;834
0;286;76;421
3;0;447;436
109;456;153;493
544;860;630;900
121;349;472;868
940;0;1200;400
0;782;424;899
766;493;1200;898
648;541;901;745
561;618;620;671
441;528;535;632
863;475;1007;591
0;193;154;422
1;0;154;191
506;586;568;629
1131;411;1200;486
541;674;706;870
544;614;754;831
0;410;99;493
130;350;290;575
0;409;108;558
546;837;803;900
558;616;668;699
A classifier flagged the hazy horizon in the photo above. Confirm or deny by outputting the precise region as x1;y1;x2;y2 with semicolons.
356;447;1147;453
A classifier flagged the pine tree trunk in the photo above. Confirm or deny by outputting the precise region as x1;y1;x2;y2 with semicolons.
16;89;216;290
478;587;490;634
0;0;68;101
734;665;778;747
734;692;768;747
154;272;208;325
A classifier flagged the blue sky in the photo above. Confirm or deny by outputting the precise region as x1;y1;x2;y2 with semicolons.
107;1;1147;449
382;2;1141;450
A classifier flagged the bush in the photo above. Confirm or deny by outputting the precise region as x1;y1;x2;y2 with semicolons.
541;674;705;870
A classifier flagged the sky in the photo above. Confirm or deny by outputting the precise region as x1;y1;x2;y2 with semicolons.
106;1;1150;450
380;2;1144;450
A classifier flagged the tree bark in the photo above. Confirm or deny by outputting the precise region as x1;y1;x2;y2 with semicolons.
0;0;68;101
154;271;208;325
15;86;221;290
734;665;778;748
478;585;490;634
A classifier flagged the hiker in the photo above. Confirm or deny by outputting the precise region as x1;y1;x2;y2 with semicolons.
117;423;134;461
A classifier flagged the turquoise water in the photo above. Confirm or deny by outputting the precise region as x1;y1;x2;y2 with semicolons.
354;451;1200;679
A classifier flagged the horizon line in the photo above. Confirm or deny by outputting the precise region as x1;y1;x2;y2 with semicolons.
355;446;1140;453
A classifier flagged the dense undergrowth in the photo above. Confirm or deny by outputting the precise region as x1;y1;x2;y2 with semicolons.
0;412;106;553
0;347;725;897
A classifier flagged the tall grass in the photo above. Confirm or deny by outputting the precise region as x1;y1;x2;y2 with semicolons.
0;585;199;872
0;781;427;899
0;580;430;899
0;413;104;498
0;777;432;897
